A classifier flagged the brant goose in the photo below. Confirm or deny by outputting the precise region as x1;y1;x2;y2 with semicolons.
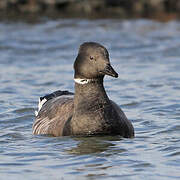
33;42;134;138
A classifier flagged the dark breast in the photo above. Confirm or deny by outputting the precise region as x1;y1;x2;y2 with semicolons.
70;100;134;138
110;101;134;138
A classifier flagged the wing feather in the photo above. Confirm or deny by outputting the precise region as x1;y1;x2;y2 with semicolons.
33;96;74;136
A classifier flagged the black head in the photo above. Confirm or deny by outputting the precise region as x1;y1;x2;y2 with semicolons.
74;42;118;79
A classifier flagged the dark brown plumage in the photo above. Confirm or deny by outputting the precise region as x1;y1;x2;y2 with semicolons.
33;42;134;138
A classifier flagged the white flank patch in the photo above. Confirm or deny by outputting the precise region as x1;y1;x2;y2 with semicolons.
35;110;38;116
74;78;92;85
34;98;47;116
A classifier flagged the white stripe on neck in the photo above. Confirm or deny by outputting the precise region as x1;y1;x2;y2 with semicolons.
74;78;92;85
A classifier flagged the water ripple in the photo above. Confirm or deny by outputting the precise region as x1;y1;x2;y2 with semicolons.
0;19;180;180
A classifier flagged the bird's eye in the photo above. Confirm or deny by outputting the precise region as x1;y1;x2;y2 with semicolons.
90;56;94;60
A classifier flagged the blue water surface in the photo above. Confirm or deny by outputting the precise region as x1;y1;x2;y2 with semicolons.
0;19;180;180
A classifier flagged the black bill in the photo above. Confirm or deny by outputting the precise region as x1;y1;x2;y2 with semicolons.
100;64;118;78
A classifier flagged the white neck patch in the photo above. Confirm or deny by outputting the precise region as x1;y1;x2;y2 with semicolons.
74;78;92;85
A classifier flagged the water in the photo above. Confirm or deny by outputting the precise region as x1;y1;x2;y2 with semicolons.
0;19;180;180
